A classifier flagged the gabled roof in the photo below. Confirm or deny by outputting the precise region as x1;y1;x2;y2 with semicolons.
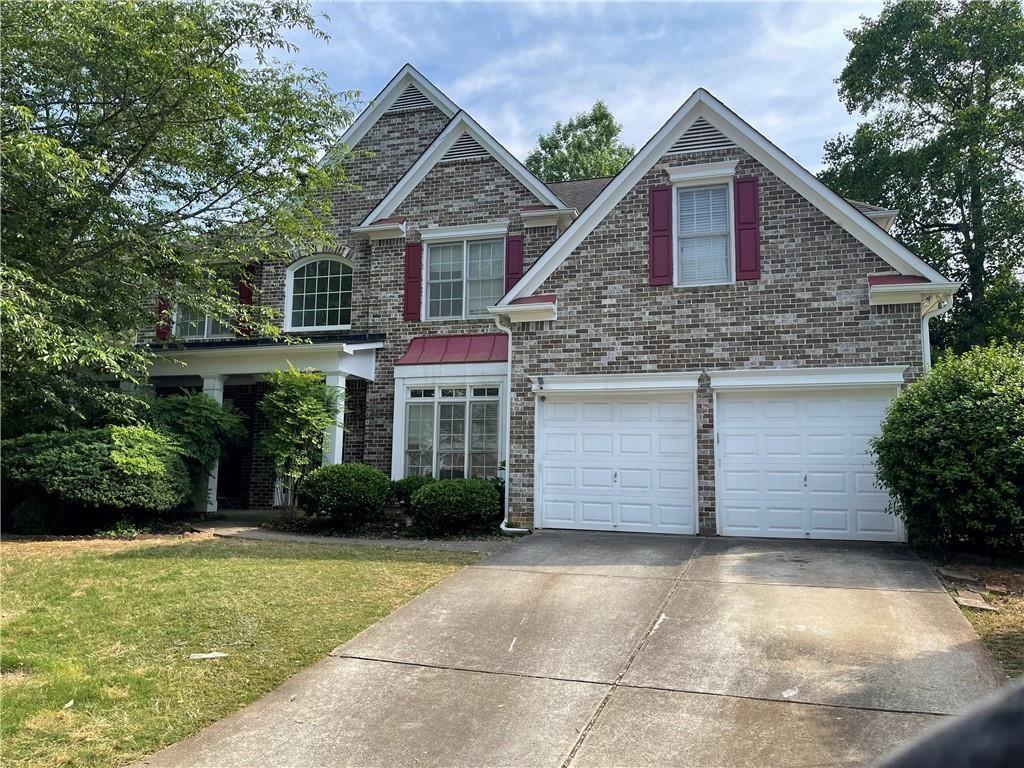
358;111;567;228
500;88;954;305
339;64;459;151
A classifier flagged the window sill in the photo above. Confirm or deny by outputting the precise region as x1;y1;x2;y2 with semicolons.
284;324;353;333
673;280;735;289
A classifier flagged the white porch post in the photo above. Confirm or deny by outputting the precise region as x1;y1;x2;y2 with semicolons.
199;374;227;513
322;372;347;465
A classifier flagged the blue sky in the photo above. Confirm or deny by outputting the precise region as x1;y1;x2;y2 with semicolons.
283;1;883;171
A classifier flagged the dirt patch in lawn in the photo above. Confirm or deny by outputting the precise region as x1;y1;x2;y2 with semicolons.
933;561;1024;680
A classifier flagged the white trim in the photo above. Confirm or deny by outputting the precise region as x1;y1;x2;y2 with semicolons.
864;209;899;232
530;371;702;396
334;64;458;153
521;208;577;230
672;178;736;288
710;365;907;391
667;160;737;184
359;112;566;228
501;89;948;304
394;361;508;379
353;220;407;240
420;221;508;243
869;281;958;307
283;253;354;333
390;375;506;481
488;301;557;323
148;342;378;380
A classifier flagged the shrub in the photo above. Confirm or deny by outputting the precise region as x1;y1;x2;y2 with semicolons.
297;463;390;530
2;426;192;530
409;478;501;535
391;475;436;512
151;393;246;482
871;344;1024;555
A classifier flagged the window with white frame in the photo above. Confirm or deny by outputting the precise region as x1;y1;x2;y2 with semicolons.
288;257;352;330
174;307;232;340
426;239;504;320
404;385;501;478
676;184;731;286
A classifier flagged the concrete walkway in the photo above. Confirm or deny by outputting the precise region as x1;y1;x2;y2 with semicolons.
136;532;1005;768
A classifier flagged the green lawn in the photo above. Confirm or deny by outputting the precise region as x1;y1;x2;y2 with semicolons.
1;535;478;768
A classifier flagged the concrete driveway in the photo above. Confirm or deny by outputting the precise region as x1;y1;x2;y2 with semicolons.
137;533;1004;767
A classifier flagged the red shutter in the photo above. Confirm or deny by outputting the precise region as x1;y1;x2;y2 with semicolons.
734;176;761;281
403;242;423;322
237;273;254;336
155;297;171;341
648;186;673;286
504;235;524;292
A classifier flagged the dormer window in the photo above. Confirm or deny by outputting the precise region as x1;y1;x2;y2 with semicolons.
285;255;353;331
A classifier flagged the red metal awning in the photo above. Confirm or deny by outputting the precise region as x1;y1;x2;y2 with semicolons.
395;334;509;366
867;274;930;286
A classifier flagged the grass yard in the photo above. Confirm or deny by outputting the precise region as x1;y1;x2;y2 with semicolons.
1;534;478;768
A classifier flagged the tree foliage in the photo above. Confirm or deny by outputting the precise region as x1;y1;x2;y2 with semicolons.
871;344;1024;555
525;101;634;182
151;393;247;481
258;366;340;514
0;0;357;428
819;0;1024;352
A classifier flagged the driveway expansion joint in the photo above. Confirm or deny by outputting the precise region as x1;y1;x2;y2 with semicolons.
680;577;946;594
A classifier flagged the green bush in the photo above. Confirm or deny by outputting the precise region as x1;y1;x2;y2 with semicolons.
409;478;501;535
2;426;192;532
297;463;390;530
871;344;1024;555
151;393;246;482
391;475;436;512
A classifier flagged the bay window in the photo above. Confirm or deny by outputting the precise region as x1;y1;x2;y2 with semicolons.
404;385;501;478
426;238;504;320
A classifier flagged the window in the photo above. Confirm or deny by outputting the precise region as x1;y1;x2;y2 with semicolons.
426;238;504;320
287;257;352;330
676;184;731;286
404;385;501;478
174;307;232;340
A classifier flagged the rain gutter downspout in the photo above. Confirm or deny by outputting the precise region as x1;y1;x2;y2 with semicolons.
493;311;529;534
921;295;954;373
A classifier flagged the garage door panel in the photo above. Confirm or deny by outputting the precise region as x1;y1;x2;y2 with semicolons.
539;396;695;534
718;388;900;542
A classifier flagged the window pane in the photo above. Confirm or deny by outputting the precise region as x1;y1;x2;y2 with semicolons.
469;401;499;478
466;239;504;316
290;258;352;328
678;185;728;236
678;185;730;285
426;243;464;318
680;235;730;284
207;316;231;337
176;307;204;338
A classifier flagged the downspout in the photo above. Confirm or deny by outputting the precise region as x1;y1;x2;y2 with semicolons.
921;295;954;373
493;311;529;534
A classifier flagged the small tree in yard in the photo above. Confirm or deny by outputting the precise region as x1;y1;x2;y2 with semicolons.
259;367;341;516
871;344;1024;556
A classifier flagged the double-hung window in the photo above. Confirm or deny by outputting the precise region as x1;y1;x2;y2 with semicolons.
676;184;732;286
175;307;232;340
426;238;504;320
404;386;501;478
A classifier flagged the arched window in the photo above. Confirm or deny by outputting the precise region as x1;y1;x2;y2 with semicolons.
285;256;353;330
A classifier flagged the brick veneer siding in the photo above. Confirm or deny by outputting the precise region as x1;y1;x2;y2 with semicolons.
221;381;275;509
358;156;559;474
342;377;368;464
505;146;923;532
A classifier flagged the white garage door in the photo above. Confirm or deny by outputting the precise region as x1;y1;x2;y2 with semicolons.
537;396;696;534
717;388;899;541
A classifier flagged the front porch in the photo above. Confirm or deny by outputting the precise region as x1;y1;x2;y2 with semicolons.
147;333;384;512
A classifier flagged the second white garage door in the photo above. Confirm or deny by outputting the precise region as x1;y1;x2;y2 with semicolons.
537;396;696;534
716;388;900;541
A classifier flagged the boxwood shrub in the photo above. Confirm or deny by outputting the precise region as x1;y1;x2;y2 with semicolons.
2;426;192;533
297;462;391;530
871;344;1024;555
390;475;436;512
409;478;501;535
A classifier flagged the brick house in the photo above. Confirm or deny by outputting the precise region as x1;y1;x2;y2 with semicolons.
147;64;957;541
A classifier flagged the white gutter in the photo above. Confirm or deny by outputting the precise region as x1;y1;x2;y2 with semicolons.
921;295;954;372
492;312;528;534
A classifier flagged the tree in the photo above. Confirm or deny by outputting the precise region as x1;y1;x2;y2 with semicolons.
525;101;634;182
258;366;341;516
0;0;357;431
819;0;1024;353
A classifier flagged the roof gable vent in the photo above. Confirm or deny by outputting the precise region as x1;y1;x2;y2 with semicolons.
669;116;736;154
441;132;487;162
386;82;433;113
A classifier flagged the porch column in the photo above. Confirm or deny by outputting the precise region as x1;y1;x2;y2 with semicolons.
322;372;347;465
199;374;227;513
